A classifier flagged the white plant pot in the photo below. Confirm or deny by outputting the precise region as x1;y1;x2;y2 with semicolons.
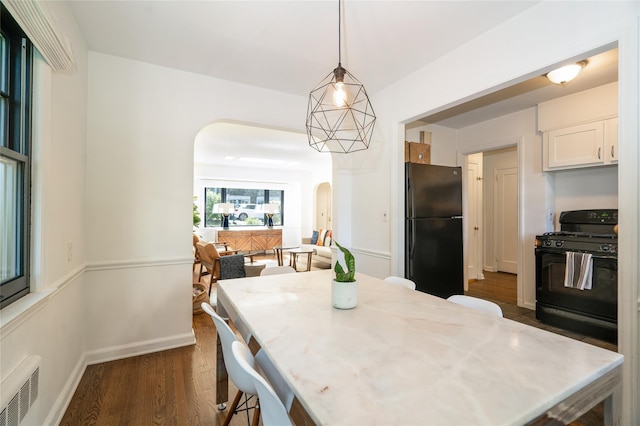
332;279;358;309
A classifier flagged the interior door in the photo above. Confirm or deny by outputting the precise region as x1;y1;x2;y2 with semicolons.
466;155;482;280
316;182;331;230
495;167;518;274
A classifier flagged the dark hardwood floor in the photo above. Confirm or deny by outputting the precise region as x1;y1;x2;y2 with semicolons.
60;281;254;426
61;259;613;425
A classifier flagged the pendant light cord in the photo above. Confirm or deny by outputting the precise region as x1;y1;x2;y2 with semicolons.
338;0;341;65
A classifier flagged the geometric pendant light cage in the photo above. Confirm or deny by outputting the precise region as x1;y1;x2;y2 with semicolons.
306;0;376;153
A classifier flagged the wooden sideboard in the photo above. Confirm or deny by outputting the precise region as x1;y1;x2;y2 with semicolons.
218;229;282;253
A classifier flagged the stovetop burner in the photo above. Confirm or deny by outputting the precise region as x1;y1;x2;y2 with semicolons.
537;210;619;254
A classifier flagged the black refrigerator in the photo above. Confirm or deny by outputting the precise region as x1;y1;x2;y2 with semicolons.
405;163;464;298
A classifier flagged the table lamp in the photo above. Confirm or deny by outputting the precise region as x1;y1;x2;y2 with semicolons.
263;203;279;228
215;203;234;229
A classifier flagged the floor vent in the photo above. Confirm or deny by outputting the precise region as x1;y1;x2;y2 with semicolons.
0;356;41;426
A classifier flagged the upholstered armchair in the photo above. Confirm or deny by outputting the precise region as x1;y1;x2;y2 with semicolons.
196;241;251;295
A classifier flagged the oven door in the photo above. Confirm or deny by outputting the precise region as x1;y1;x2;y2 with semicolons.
535;247;617;321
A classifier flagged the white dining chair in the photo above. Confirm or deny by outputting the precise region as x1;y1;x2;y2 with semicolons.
384;276;416;290
446;295;503;317
231;341;293;426
260;265;297;276
201;303;293;424
201;303;258;425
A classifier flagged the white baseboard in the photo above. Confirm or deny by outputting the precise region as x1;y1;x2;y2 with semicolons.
519;300;536;310
45;354;87;426
84;331;196;365
44;330;196;425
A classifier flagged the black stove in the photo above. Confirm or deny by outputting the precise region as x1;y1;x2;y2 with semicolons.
535;210;618;253
535;209;618;343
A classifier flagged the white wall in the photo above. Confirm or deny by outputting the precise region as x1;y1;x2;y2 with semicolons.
0;2;89;424
83;51;312;361
456;108;543;309
370;3;634;278
406;124;459;166
553;167;618;228
365;2;639;423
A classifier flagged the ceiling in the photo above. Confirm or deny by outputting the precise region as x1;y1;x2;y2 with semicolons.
67;1;540;98
194;122;331;171
65;1;618;164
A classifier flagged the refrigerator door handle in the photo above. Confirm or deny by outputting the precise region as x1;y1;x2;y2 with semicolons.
407;221;414;276
407;177;414;218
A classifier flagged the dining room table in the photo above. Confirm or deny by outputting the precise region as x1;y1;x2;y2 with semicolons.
215;269;623;425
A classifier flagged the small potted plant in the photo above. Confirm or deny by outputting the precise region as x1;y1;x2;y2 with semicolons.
332;241;358;309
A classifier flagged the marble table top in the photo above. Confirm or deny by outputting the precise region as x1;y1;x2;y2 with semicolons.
217;270;623;425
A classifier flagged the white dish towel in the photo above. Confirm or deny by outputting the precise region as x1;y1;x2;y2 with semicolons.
564;251;593;290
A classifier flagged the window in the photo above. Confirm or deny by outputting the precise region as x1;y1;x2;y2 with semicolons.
1;5;33;309
204;188;284;227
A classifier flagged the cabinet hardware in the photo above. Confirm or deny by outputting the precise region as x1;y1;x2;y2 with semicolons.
598;147;601;160
611;146;615;158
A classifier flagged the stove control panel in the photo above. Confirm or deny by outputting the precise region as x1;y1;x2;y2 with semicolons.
586;210;618;223
560;209;618;225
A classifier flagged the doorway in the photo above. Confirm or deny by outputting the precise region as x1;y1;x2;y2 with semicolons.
466;146;518;299
315;182;332;230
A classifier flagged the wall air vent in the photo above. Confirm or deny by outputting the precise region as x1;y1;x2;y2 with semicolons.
0;356;41;426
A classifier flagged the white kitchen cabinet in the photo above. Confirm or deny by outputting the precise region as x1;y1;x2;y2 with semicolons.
604;117;618;164
543;118;618;171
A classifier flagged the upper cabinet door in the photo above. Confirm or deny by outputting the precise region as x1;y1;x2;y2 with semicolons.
604;117;618;164
544;121;605;170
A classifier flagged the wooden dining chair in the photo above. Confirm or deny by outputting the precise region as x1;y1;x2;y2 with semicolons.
231;341;293;426
447;295;503;317
384;276;416;290
196;241;224;282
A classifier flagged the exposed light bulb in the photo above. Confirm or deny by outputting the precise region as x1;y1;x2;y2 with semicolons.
333;82;346;106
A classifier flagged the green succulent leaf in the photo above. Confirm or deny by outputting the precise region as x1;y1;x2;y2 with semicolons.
334;241;356;282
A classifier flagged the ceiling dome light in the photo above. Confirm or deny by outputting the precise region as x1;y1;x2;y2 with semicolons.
546;61;586;85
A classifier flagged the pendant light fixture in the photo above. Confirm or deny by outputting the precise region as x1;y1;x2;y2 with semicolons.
306;0;376;153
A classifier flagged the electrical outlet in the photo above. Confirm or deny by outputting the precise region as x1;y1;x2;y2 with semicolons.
67;241;73;262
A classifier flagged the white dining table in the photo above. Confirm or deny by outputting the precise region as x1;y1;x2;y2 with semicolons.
216;270;623;425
